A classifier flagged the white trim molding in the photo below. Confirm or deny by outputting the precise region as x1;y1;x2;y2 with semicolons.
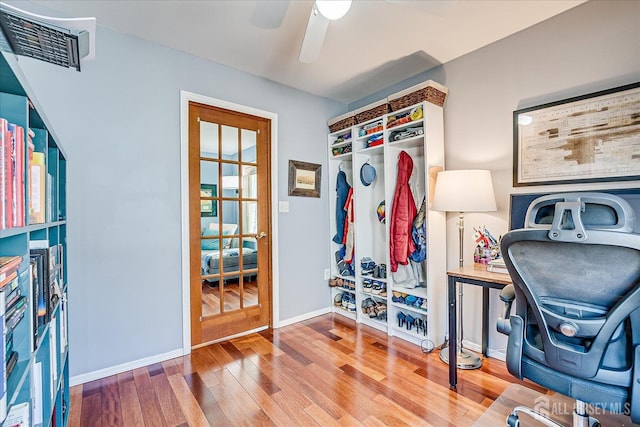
278;307;332;328
70;348;183;386
179;91;280;354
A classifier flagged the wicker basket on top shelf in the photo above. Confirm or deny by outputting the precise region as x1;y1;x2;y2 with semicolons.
354;100;390;124
328;111;355;133
388;80;448;111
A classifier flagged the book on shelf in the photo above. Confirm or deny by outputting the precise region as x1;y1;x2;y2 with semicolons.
0;256;21;284
5;284;21;309
31;361;43;425
0;271;18;291
7;123;25;228
6;350;17;378
29;151;45;225
5;295;26;325
1;119;13;230
6;304;26;337
3;401;30;427
29;253;48;327
28;259;37;352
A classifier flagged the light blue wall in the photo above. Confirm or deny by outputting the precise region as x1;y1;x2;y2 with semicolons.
350;0;640;353
14;6;345;377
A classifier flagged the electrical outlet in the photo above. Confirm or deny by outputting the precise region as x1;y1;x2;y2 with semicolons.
323;268;331;280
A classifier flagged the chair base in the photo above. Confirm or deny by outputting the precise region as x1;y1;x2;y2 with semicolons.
506;405;601;427
439;347;482;369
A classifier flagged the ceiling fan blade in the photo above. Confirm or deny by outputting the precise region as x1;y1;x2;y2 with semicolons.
298;5;329;63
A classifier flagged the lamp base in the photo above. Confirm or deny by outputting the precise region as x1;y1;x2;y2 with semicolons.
439;346;482;370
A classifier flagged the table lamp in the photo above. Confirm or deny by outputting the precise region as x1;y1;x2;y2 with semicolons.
431;169;497;369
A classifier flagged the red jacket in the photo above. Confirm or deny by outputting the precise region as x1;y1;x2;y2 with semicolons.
390;151;417;272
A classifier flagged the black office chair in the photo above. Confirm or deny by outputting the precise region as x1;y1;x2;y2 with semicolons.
497;192;640;427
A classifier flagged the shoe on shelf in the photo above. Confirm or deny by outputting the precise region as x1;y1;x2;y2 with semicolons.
342;293;349;309
405;314;415;331
334;292;344;306
397;311;406;327
329;277;338;287
360;257;376;271
392;291;405;304
363;278;372;293
347;293;356;312
379;283;387;297
372;282;382;295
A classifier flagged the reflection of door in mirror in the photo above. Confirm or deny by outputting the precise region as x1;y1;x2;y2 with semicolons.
189;101;271;346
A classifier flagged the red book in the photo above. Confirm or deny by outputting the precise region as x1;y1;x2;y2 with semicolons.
2;125;12;229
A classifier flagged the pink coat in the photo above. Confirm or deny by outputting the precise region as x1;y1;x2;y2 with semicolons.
390;151;417;272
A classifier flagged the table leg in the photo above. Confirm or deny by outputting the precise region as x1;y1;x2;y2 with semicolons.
448;275;457;388
482;287;489;357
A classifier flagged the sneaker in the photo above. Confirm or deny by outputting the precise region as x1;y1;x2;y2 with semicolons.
347;294;356;312
334;292;343;306
362;278;372;293
360;257;376;271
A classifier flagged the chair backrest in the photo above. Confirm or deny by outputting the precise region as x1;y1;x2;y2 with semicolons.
501;192;640;383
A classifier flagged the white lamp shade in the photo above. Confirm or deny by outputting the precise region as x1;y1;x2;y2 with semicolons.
315;0;352;20
222;175;239;189
432;170;497;213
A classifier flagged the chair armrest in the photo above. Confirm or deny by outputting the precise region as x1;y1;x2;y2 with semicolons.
497;284;515;335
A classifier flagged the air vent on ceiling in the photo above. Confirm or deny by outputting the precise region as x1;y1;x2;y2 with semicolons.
0;2;95;71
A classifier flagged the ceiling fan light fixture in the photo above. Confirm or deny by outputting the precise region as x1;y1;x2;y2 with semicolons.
315;0;352;20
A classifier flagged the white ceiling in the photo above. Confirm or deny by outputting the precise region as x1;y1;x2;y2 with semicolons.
30;0;586;104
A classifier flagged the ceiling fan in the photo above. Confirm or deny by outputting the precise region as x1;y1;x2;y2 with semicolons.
297;0;456;64
299;0;351;63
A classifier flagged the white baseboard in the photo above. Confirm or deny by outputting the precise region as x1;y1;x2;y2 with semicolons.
462;339;481;353
461;340;506;361
487;348;506;361
277;307;332;328
69;348;184;386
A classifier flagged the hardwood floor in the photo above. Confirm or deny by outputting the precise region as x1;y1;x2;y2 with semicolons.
202;279;259;316
69;313;544;426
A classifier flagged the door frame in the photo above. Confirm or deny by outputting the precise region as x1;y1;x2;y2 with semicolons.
179;90;280;354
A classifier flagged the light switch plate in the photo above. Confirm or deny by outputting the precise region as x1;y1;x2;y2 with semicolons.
279;201;289;213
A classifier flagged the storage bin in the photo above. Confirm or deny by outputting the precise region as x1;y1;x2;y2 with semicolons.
354;100;390;124
328;111;355;133
388;80;448;111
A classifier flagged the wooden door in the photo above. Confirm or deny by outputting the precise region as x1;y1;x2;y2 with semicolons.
188;101;272;346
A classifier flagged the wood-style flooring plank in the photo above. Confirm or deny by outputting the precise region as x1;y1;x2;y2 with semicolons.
132;367;167;427
117;372;145;427
167;373;211;427
150;370;188;427
100;375;124;426
68;382;83;426
68;313;551;427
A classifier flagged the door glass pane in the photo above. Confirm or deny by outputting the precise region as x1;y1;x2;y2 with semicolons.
221;164;240;198
241;166;258;198
200;121;219;159
221;200;240;234
200;160;219;222
241;129;257;164
202;277;221;316
222;125;239;160
242;201;258;235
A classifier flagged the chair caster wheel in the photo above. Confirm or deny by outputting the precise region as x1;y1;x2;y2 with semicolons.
507;413;520;427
